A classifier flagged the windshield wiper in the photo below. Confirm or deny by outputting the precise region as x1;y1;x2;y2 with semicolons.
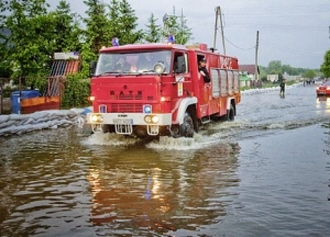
135;69;155;76
95;71;120;77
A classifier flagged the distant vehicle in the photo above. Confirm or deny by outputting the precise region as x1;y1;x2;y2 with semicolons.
316;80;330;96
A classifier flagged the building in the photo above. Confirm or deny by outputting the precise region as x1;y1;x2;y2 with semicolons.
239;64;260;88
267;74;278;82
239;64;260;80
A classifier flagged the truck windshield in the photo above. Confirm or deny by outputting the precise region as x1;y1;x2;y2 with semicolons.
95;50;173;76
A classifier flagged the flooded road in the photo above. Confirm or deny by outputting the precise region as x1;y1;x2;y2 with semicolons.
0;83;329;237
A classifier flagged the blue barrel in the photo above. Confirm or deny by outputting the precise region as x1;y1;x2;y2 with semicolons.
11;90;41;114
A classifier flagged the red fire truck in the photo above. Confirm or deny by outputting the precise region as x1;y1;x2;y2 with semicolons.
87;42;240;138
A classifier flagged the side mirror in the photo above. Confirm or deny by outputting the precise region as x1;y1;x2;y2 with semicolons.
89;61;97;77
174;56;186;74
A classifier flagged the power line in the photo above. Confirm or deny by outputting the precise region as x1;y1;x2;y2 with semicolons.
224;36;255;51
259;39;323;59
216;28;255;50
222;31;323;61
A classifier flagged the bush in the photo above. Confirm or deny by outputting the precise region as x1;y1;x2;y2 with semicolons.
1;86;17;97
61;73;91;108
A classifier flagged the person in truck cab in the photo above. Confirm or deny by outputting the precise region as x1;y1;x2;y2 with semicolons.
115;56;130;71
198;58;211;83
165;54;170;66
137;53;154;70
163;54;173;73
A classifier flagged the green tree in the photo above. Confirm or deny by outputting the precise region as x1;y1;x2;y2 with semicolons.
0;1;9;23
0;0;90;107
0;2;15;78
321;50;330;78
4;0;55;80
282;64;295;75
108;0;143;45
303;69;316;80
175;14;192;45
52;0;90;107
107;0;119;44
0;27;11;77
163;12;192;45
52;0;82;53
61;73;90;107
83;0;109;55
79;40;96;77
259;66;268;82
267;60;282;74
144;13;162;43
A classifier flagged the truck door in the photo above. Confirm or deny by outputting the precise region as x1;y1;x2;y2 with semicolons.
173;52;190;97
197;55;210;118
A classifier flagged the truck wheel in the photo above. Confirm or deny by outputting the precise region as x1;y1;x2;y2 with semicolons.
227;104;235;121
170;125;181;138
180;113;195;137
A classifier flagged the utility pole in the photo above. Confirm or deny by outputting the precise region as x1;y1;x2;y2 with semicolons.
255;30;259;81
163;6;186;43
213;6;226;55
163;7;176;42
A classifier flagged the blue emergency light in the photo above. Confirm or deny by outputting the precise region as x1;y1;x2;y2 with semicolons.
167;34;175;44
112;37;119;46
143;104;152;114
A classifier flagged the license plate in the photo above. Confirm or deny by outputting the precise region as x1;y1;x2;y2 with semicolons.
113;118;132;124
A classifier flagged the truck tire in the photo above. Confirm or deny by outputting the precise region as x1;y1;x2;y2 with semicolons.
180;112;195;137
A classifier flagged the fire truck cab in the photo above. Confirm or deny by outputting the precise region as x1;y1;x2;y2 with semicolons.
87;42;240;138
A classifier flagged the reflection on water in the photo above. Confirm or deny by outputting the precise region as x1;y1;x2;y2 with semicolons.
1;85;330;236
0;128;92;237
322;122;330;156
316;96;330;115
87;143;241;235
316;95;330;103
0;128;241;236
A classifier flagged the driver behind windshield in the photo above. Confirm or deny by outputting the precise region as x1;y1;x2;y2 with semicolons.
115;56;130;71
137;53;154;70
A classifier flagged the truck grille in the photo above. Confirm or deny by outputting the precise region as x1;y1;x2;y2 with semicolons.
107;90;154;112
110;103;143;112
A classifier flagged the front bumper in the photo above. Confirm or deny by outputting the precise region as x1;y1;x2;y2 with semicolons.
86;112;172;136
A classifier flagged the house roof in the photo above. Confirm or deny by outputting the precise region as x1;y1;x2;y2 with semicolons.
239;64;260;75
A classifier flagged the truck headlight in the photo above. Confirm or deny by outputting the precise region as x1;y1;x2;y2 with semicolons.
144;115;152;123
151;115;159;123
90;114;104;123
154;62;165;74
144;115;159;124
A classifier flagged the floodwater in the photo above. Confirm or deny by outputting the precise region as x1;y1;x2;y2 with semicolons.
0;83;329;237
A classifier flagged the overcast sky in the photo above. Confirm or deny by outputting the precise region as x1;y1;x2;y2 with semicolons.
49;0;330;69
